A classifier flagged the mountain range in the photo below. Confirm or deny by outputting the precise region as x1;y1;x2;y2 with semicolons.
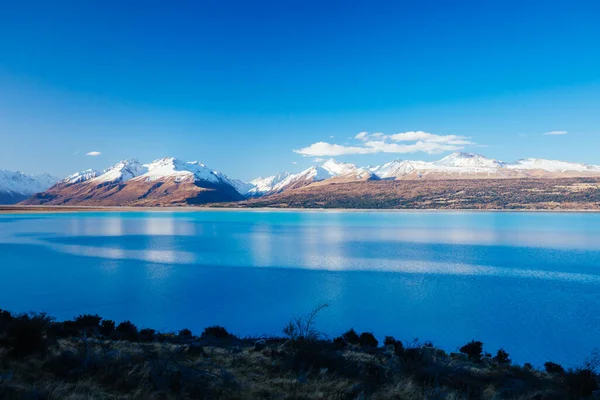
5;152;600;206
0;170;59;204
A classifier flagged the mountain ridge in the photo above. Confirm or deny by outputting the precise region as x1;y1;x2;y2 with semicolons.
14;152;600;206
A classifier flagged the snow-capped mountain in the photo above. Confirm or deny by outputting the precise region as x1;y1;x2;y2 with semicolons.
0;170;59;204
434;152;505;169
92;159;148;183
64;169;101;184
246;172;292;197
17;152;600;206
262;159;377;195
23;157;246;206
368;152;600;180
506;158;600;173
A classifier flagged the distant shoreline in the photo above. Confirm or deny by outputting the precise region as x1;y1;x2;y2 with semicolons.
2;205;600;214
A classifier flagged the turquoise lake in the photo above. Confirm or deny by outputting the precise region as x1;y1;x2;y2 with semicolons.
1;210;599;366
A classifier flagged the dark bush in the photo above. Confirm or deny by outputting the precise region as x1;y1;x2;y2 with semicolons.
6;312;54;358
341;329;360;345
115;321;138;341
333;336;346;349
179;328;193;338
99;319;115;337
459;340;483;362
359;332;378;348
0;309;13;332
73;314;102;331
201;326;230;339
282;341;346;376
544;361;565;374
50;320;80;338
139;328;156;342
383;336;397;346
493;348;511;364
564;368;598;397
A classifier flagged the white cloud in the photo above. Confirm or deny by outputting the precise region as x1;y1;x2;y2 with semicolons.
355;132;369;141
329;135;334;139
313;157;326;162
291;161;298;165
388;131;473;145
294;141;375;156
543;130;568;135
294;131;475;157
86;151;101;156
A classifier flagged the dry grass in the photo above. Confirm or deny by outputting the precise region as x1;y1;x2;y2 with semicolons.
1;311;598;399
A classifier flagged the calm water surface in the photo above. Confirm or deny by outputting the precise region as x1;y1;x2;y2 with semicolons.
1;211;599;366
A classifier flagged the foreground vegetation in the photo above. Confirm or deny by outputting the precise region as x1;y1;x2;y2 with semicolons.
1;307;599;399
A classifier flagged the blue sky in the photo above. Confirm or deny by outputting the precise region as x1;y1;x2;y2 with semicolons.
1;0;599;180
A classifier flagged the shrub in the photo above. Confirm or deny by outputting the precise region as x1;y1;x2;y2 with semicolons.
202;326;230;339
359;332;378;347
564;368;599;397
282;340;346;375
73;314;102;331
0;309;13;333
283;304;328;342
115;321;138;341
6;312;54;357
179;328;193;338
459;340;483;362
333;336;347;349
493;349;511;364
99;319;115;337
544;361;565;374
384;336;397;346
341;329;360;345
50;320;80;338
139;328;156;342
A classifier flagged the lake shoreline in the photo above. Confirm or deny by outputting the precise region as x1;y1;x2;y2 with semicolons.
2;205;600;214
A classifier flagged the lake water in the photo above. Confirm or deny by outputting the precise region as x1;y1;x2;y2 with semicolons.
1;210;599;366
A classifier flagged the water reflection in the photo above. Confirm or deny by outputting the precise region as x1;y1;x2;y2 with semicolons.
2;211;600;366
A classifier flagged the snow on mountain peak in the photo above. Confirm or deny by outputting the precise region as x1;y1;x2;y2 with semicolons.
247;172;292;196
507;158;600;172
0;170;59;196
93;159;148;183
435;152;504;169
138;157;220;183
64;169;101;184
